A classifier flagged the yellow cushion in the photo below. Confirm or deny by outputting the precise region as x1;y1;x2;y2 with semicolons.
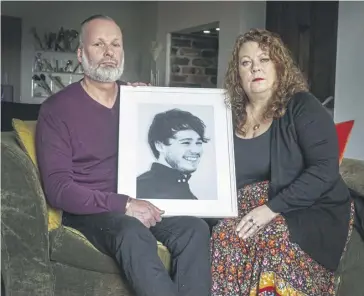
12;119;38;165
12;118;63;231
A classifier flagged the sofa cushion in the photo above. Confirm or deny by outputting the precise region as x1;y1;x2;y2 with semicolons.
340;158;364;196
49;226;171;274
12;118;62;231
12;119;38;165
335;120;354;164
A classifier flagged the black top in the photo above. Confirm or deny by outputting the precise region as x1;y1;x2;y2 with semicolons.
136;163;198;200
261;91;351;271
234;126;271;189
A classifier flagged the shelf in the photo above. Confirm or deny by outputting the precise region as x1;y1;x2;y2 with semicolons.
35;49;77;54
33;71;84;76
31;48;83;100
34;50;78;59
29;96;48;104
29;26;82;101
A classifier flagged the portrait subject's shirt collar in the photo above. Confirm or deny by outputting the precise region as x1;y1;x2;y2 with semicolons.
136;162;198;200
151;162;192;183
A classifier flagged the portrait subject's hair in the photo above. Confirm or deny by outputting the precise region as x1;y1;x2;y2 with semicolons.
148;109;209;158
79;14;116;47
224;28;309;134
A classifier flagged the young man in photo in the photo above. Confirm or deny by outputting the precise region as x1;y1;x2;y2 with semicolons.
137;108;210;200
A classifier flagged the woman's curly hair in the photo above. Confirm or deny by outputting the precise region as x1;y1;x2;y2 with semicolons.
224;29;308;135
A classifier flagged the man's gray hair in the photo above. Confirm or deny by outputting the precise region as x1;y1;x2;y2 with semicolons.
78;14;115;47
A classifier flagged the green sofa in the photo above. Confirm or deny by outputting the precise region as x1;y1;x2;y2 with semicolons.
1;130;364;296
1;131;170;296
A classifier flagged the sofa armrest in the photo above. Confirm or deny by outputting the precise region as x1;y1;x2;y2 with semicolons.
340;158;364;196
1;133;54;296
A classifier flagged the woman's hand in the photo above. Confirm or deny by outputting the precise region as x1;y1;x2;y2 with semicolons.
236;205;278;240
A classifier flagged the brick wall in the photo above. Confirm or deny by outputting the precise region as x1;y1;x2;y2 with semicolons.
169;33;218;88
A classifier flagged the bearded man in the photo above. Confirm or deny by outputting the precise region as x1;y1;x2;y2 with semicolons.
35;15;212;296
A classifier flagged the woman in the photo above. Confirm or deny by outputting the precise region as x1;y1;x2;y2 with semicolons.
210;29;354;295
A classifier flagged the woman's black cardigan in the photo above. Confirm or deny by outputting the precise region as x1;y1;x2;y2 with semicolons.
264;91;351;271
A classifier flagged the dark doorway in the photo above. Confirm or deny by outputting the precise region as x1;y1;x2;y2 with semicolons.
266;1;338;109
1;15;22;102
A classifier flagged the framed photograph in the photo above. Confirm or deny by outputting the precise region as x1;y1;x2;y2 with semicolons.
117;86;238;218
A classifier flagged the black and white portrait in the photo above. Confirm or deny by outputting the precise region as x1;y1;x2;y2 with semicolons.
136;104;217;201
117;86;237;218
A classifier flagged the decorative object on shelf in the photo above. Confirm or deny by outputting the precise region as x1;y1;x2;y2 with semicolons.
33;53;44;72
33;52;83;74
32;74;53;96
31;51;84;99
31;27;79;52
30;27;84;100
31;28;44;50
48;75;66;89
149;41;163;86
72;63;82;74
32;70;82;98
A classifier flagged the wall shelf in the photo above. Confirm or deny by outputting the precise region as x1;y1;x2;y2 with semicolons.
31;50;83;99
30;26;82;100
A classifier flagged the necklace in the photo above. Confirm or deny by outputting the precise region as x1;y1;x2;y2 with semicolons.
250;109;261;131
235;122;260;137
235;108;262;138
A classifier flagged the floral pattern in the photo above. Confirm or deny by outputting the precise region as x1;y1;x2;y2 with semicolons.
211;181;354;296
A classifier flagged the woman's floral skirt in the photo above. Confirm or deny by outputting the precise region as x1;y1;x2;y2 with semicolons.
211;181;354;296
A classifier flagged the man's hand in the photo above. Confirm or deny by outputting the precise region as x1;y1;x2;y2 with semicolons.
236;205;278;240
127;82;151;87
125;198;164;228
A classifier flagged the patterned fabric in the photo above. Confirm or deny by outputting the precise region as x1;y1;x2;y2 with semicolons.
211;181;354;296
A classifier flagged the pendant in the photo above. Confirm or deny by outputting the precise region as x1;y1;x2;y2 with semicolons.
253;124;260;131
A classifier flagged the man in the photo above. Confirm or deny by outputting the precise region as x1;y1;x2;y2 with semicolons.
36;15;211;296
137;108;210;200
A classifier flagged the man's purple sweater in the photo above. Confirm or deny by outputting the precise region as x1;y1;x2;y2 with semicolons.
36;81;129;214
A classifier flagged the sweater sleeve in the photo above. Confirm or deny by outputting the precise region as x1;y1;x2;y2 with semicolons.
266;92;341;213
36;107;129;215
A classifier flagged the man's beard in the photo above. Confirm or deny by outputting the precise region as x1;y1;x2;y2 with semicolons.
81;53;124;83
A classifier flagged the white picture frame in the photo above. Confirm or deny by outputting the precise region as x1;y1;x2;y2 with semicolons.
117;86;238;218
